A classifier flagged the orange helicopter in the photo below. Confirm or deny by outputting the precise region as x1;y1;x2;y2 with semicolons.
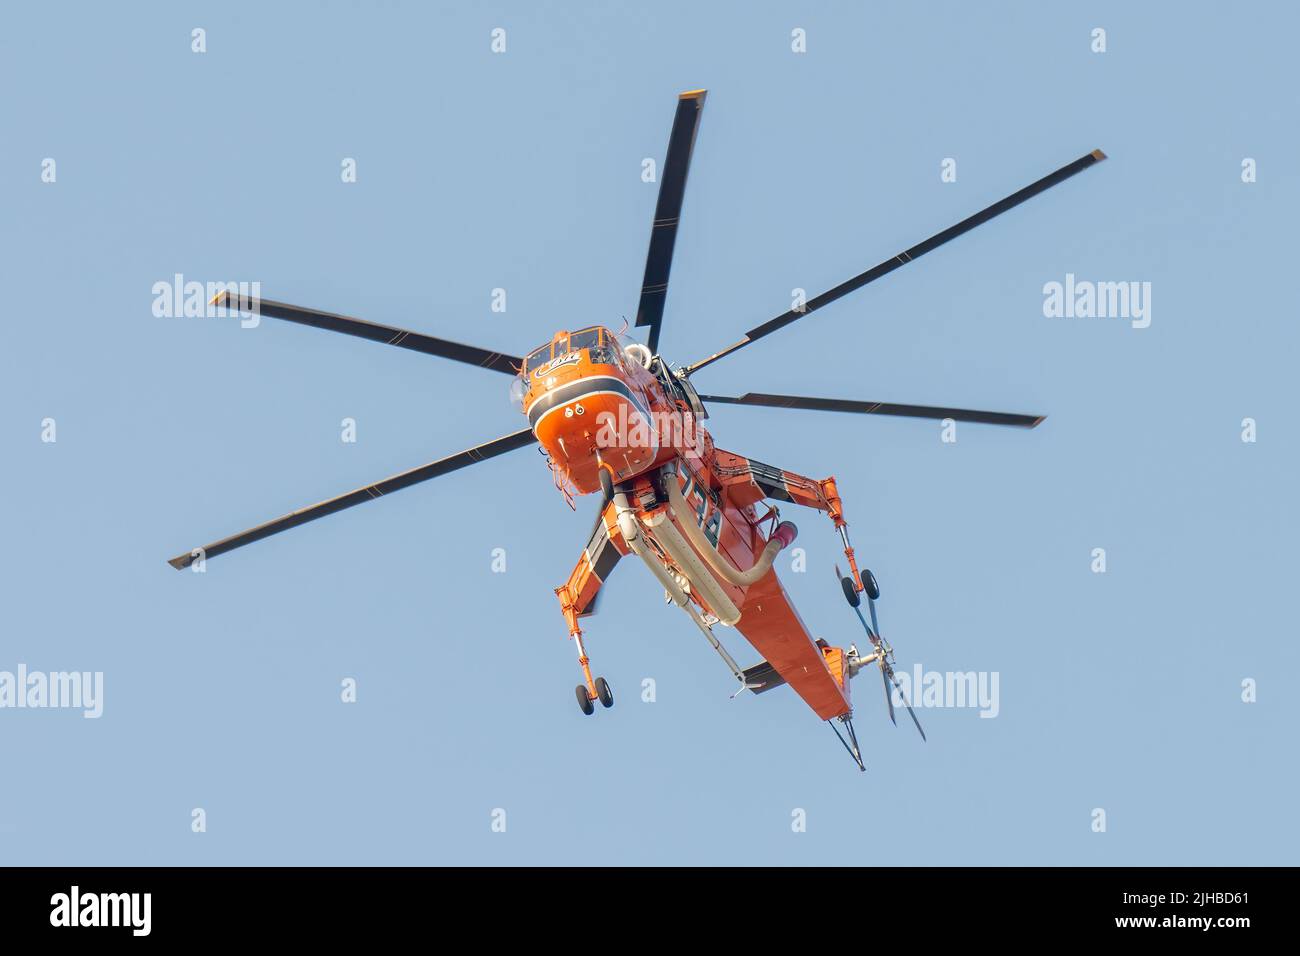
174;90;1105;770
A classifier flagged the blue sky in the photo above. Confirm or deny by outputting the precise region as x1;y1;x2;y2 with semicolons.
2;1;1296;865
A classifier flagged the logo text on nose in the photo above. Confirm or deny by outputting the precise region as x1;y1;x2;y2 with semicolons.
532;352;583;379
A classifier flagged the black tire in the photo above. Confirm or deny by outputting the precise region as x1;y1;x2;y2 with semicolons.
575;684;595;716
598;468;614;501
595;677;614;709
863;569;881;601
841;576;861;608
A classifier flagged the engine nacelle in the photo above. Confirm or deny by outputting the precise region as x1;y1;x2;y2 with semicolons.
623;342;652;369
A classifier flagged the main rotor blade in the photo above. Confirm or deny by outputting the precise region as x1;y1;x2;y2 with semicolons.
167;428;535;569
583;497;612;615
685;148;1107;374
635;89;707;355
697;391;1043;428
212;291;522;375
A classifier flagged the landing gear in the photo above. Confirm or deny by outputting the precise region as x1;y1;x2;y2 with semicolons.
574;678;612;715
560;609;606;717
862;568;880;601
840;567;879;606
841;575;860;607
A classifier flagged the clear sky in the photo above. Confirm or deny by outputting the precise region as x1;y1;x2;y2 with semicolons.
2;1;1296;865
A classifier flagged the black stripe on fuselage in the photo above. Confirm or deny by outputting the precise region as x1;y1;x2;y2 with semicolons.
526;376;650;431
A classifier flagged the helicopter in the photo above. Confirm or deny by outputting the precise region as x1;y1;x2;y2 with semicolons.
172;89;1105;771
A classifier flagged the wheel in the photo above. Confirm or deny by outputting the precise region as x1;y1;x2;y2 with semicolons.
841;576;861;608
598;467;614;501
595;676;614;709
862;569;881;601
575;684;594;716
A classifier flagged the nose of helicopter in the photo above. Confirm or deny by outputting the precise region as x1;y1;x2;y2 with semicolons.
525;367;659;494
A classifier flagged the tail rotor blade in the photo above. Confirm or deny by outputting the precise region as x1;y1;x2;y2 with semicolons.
879;660;896;726
888;670;927;743
851;605;876;641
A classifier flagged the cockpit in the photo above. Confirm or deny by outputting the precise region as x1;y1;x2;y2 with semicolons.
522;327;624;379
511;327;626;407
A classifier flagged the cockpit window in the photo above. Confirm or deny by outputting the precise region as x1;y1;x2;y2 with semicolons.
525;328;622;377
523;343;552;376
572;327;622;367
569;328;601;353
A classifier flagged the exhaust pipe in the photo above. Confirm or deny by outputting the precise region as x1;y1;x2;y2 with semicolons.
615;491;749;684
641;505;743;626
663;464;796;588
614;493;689;608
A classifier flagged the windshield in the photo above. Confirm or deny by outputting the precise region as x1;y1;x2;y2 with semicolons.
569;328;600;352
524;328;620;377
523;343;552;376
574;327;621;367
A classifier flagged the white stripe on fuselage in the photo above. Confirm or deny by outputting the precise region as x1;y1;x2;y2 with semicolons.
530;390;657;441
525;376;636;420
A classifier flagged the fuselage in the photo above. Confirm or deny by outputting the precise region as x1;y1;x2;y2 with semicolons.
514;327;709;497
520;328;854;722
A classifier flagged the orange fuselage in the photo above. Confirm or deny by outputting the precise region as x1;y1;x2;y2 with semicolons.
519;327;691;496
530;327;854;722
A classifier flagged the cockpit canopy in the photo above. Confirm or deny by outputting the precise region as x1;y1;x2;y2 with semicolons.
511;327;627;408
522;327;623;379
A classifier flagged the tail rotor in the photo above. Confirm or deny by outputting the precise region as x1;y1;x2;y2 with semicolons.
837;564;927;743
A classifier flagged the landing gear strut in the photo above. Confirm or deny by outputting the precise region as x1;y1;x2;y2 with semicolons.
559;601;615;717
